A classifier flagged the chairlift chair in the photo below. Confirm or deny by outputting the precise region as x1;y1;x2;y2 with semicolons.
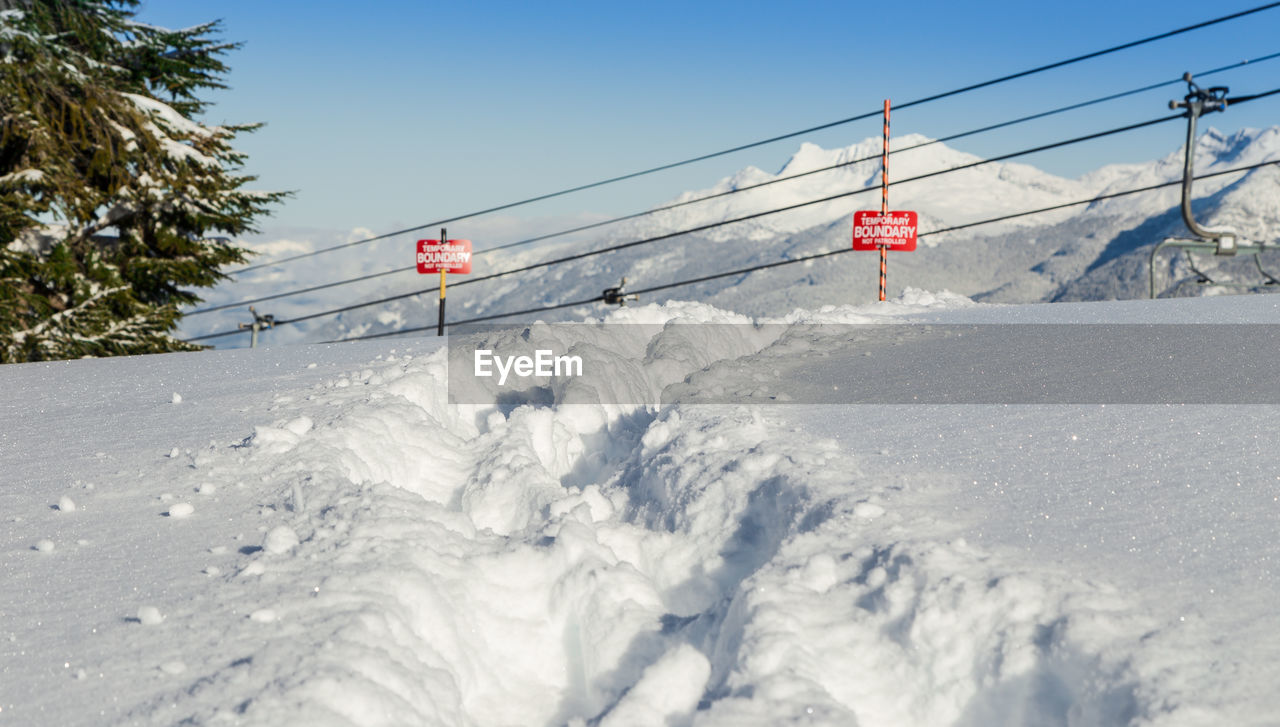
1149;73;1278;298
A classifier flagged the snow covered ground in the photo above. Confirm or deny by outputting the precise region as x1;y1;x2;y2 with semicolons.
5;291;1280;726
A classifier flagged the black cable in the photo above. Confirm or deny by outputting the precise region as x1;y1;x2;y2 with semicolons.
223;3;1280;276
189;265;415;315
1227;86;1280;104
354;158;1278;336
331;295;610;343
191;51;1280;317
386;86;1276;305
615;161;1280;303
190;87;1280;346
181;111;1186;343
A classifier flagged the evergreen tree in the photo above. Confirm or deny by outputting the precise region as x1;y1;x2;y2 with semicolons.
0;0;285;362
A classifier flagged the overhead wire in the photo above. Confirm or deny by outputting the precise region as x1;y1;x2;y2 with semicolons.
188;50;1280;317
188;83;1280;344
222;2;1280;276
1226;86;1280;105
183;110;1187;343
337;157;1280;341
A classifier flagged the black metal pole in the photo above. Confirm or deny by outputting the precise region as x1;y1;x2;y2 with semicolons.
437;227;446;336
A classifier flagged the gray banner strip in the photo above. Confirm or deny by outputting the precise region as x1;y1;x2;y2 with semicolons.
447;324;1280;405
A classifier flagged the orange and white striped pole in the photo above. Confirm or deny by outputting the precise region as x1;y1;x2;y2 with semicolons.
879;99;890;302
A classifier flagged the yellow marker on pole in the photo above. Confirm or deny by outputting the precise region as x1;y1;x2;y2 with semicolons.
437;228;447;336
415;227;472;337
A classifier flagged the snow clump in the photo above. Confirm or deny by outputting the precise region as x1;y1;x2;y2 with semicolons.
263;525;300;555
137;607;163;625
166;503;194;519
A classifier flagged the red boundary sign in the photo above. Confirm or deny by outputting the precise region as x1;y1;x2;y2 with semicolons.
417;239;472;274
853;211;918;251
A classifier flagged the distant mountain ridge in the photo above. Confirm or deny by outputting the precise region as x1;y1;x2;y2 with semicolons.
616;133;1101;244
320;127;1280;341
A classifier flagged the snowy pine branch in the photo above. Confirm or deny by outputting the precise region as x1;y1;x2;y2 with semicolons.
0;0;283;361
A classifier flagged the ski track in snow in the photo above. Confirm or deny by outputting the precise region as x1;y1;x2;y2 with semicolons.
4;295;1280;725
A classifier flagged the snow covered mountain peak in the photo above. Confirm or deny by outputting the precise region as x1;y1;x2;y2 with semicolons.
1197;125;1280;165
624;133;1090;245
775;133;975;179
1080;125;1280;220
1153;126;1280;174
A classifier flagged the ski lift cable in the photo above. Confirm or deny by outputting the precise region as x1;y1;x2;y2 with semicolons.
1226;86;1280;105
335;158;1280;341
222;3;1280;276
189;79;1280;346
182;110;1194;343
186;50;1280;318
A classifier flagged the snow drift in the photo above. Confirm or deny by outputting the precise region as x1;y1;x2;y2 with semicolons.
7;293;1280;725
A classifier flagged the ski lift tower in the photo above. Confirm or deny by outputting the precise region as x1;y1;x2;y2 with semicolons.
1149;73;1278;298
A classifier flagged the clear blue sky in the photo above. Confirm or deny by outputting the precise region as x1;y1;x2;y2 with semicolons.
134;0;1280;235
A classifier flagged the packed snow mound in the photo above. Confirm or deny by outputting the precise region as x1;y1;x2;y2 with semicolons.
11;296;1280;725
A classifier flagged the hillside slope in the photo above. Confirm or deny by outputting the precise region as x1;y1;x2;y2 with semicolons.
6;293;1280;725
